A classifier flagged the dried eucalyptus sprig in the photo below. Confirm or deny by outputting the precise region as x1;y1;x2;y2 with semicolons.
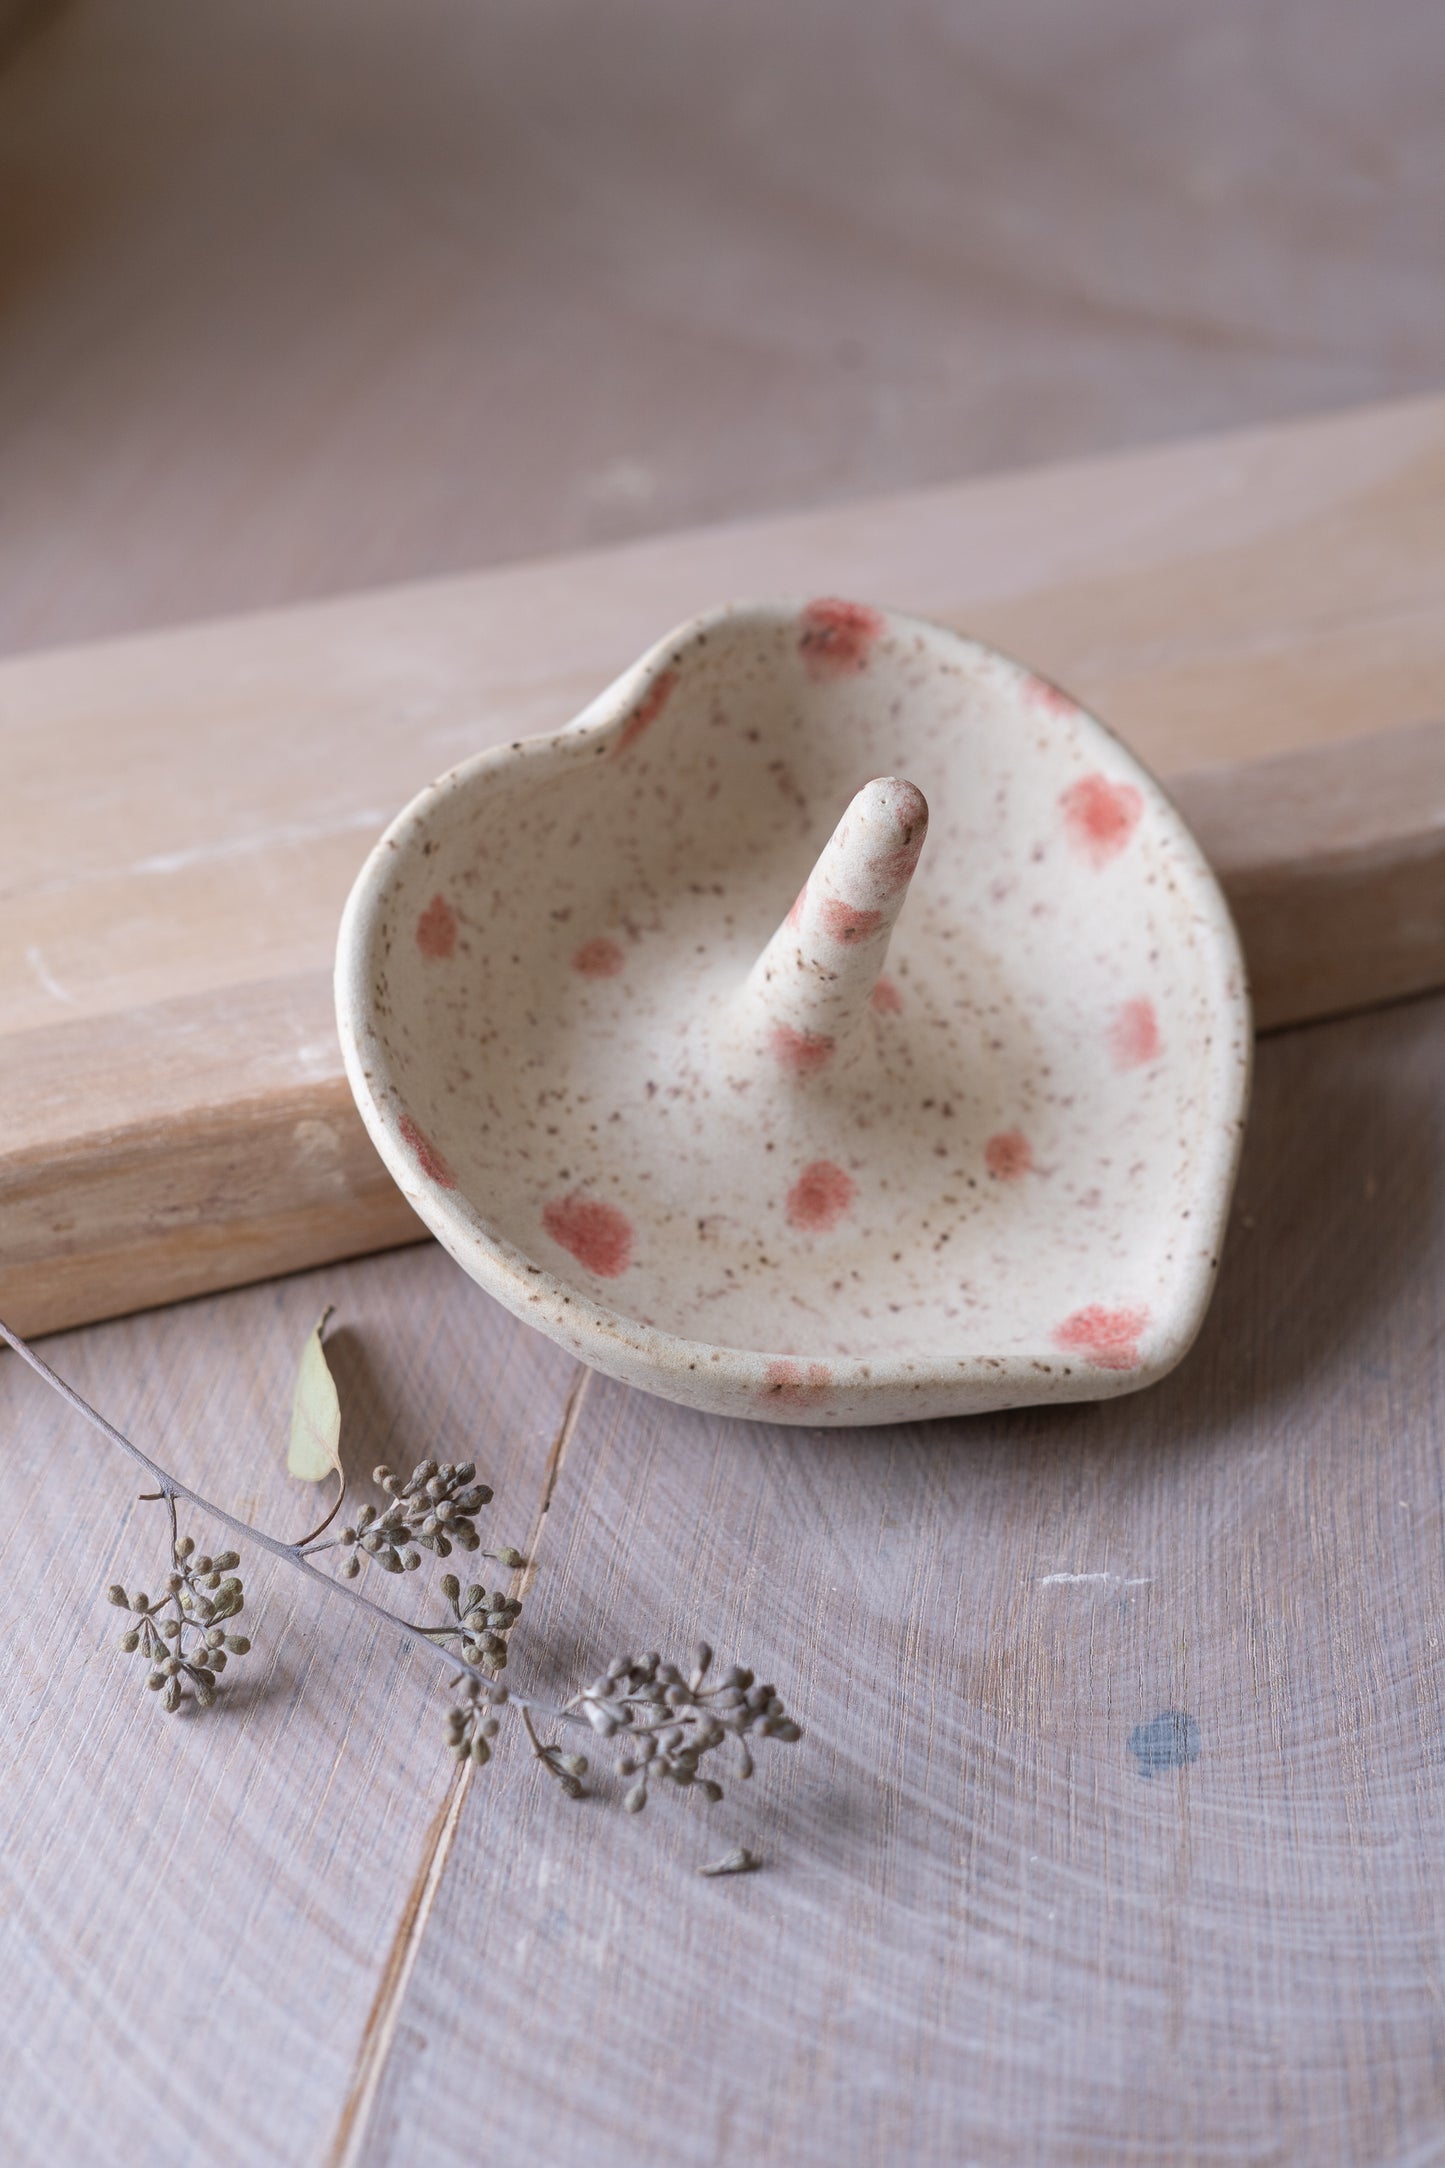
423;1572;523;1670
0;1315;802;1862
516;1706;592;1796
107;1497;252;1711
568;1644;802;1812
314;1459;497;1579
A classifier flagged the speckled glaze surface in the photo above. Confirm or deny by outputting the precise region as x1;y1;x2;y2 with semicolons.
335;600;1251;1426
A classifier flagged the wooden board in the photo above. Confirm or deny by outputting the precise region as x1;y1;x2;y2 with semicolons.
6;982;1445;2165
5;391;1445;1336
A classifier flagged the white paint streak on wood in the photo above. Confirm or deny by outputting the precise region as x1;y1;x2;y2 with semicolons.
24;944;75;1005
1037;1572;1154;1589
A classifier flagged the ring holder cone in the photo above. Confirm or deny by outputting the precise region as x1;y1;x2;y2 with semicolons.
336;599;1251;1426
731;775;928;1084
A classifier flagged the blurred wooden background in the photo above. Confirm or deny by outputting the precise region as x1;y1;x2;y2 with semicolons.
4;6;1445;2166
1;0;1443;655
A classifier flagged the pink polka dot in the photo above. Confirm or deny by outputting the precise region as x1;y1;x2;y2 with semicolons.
762;1359;833;1405
786;1159;855;1232
415;895;457;960
543;1193;633;1277
798;598;885;681
871;975;904;1015
612;668;678;759
821;897;883;946
1110;997;1162;1070
573;936;625;978
768;1022;836;1077
871;782;929;894
786;882;808;930
1061;774;1144;868
985;1130;1033;1180
398;1113;455;1189
1054;1304;1149;1371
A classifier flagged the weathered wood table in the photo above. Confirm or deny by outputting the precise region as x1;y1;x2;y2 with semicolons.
5;397;1445;2165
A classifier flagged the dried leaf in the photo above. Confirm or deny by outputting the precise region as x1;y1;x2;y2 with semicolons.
288;1306;341;1483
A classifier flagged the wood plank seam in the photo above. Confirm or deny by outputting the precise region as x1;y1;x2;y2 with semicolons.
516;1366;593;1604
325;1363;591;2167
328;1770;473;2168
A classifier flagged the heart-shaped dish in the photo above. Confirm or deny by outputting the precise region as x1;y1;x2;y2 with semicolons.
335;599;1250;1425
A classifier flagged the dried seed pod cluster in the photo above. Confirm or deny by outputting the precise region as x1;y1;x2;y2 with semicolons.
568;1643;803;1812
56;1297;808;1870
333;1459;495;1577
445;1676;510;1765
106;1532;251;1712
524;1726;591;1799
435;1571;523;1671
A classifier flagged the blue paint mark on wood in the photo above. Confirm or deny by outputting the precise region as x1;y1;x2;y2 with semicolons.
1130;1710;1201;1778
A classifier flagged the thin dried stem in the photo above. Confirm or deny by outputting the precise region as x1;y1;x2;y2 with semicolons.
292;1467;348;1552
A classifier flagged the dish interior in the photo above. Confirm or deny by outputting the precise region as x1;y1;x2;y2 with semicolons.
355;605;1244;1378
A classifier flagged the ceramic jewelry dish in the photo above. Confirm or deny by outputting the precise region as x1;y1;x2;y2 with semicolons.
335;600;1251;1426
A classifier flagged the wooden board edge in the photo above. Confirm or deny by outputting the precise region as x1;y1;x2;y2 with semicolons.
1172;713;1445;1031
0;1075;423;1337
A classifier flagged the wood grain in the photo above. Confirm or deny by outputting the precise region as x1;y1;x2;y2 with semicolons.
4;977;420;1332
1175;714;1445;1029
353;988;1445;2166
5;987;1445;2164
6;393;1445;1335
